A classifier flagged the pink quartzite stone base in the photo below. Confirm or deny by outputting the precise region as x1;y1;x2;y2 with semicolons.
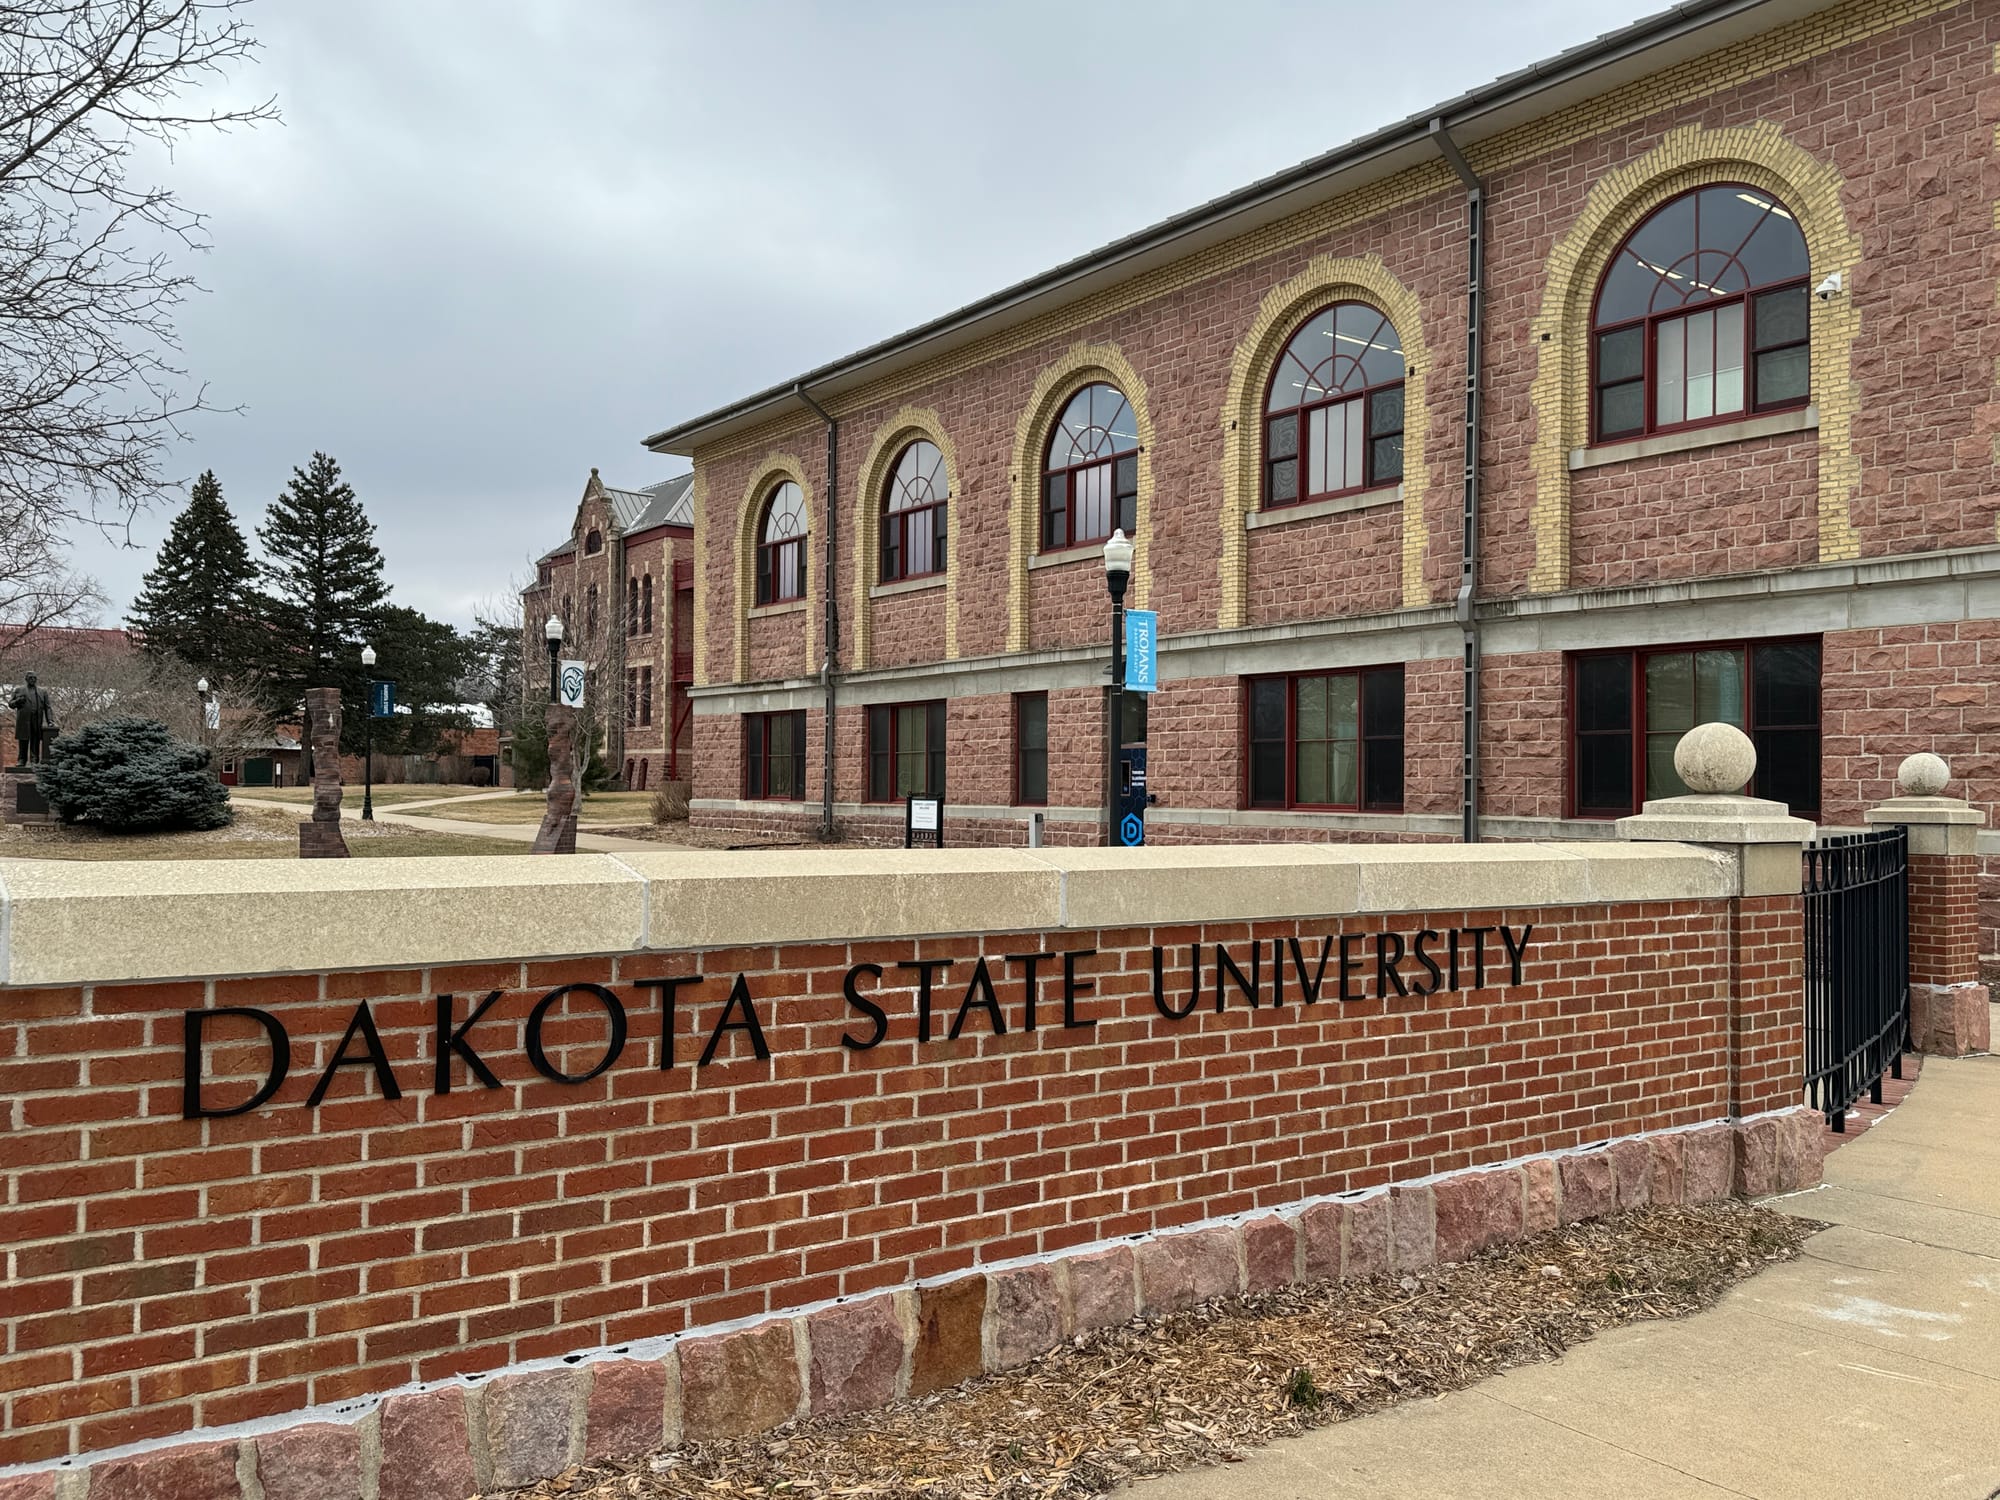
11;1113;1841;1500
1911;981;1991;1057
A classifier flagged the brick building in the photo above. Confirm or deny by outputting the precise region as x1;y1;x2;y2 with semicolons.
640;0;2000;961
520;470;695;789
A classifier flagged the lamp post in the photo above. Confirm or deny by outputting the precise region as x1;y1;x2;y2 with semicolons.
1102;528;1133;848
360;644;377;821
545;614;564;703
195;677;211;773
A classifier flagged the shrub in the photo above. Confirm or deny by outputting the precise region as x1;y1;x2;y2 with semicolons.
651;779;691;823
469;766;492;787
36;717;233;833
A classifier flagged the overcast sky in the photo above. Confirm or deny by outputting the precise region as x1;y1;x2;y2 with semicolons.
70;0;1656;630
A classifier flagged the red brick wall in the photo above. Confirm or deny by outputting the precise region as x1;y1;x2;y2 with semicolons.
1909;853;1982;987
1;898;1755;1464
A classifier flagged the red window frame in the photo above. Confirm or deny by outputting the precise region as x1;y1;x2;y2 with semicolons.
1261;301;1405;510
744;710;807;801
1565;636;1822;818
1242;666;1405;812
865;700;946;803
1013;691;1048;806
1040;383;1138;553
880;440;949;583
756;481;807;605
1590;184;1811;444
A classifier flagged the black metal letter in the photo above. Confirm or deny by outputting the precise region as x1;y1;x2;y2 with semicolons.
524;984;628;1084
1152;945;1198;1020
1061;949;1097;1030
949;958;1007;1040
635;975;700;1068
307;1001;402;1107
434;990;505;1094
1500;923;1535;986
699;974;772;1065
182;1008;289;1120
840;964;886;1051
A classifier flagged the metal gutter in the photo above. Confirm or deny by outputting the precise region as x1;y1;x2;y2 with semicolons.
643;0;1808;456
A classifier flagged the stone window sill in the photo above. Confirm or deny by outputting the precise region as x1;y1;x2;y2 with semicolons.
1568;406;1818;472
1245;484;1402;531
747;599;806;619
870;573;946;600
1029;546;1110;573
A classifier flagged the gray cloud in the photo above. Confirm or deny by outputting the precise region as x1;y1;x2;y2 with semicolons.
68;0;1649;629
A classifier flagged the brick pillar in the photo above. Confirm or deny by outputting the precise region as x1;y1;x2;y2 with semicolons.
298;687;350;859
1617;723;1821;1196
1865;753;1989;1057
532;705;580;855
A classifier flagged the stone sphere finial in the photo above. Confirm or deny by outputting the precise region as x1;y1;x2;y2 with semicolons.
1673;722;1757;795
1897;751;1950;797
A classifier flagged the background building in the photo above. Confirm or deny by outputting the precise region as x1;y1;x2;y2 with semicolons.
520;469;695;790
643;0;2000;967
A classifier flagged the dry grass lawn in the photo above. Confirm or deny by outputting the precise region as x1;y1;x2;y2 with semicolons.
407;790;658;825
238;784;499;807
0;803;529;860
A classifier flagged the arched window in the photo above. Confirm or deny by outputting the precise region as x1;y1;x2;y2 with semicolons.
881;440;949;582
1593;185;1810;441
756;480;808;605
627;575;638;636
585;528;603;555
641;574;654;634
1263;303;1404;508
1042;383;1137;550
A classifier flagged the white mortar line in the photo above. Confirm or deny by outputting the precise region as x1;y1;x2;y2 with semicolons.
0;1104;1803;1482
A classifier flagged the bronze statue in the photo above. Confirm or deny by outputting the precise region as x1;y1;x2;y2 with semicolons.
9;672;55;765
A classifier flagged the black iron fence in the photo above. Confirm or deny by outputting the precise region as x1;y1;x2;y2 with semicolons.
1802;826;1909;1130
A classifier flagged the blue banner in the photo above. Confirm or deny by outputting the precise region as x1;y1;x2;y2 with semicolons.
1123;609;1158;693
370;680;396;719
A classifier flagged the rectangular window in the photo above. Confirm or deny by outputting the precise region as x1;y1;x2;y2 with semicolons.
1569;639;1820;816
640;667;653;727
866;700;946;802
1244;666;1404;811
624;669;638;727
1014;692;1048;805
744;711;806;800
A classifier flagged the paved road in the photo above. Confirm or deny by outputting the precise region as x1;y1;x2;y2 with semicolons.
228;794;684;853
1128;1016;2000;1499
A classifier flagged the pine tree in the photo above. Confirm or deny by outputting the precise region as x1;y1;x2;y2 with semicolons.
248;453;390;741
125;471;255;677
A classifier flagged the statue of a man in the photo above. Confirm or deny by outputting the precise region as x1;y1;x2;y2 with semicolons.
9;672;55;765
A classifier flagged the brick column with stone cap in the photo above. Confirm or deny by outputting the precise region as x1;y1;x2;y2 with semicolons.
1866;752;1990;1057
1617;723;1821;1194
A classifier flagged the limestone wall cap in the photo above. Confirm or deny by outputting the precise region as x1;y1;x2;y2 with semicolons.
1614;793;1816;846
0;839;1740;988
1865;796;1983;827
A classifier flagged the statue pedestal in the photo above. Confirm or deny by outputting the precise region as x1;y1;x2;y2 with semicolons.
2;765;54;826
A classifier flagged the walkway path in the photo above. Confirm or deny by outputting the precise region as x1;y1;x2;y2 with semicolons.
1130;1017;2000;1499
228;794;685;853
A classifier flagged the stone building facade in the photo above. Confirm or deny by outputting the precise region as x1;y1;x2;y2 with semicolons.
643;0;2000;962
520;471;695;790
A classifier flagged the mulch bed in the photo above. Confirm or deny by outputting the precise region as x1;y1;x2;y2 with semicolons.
507;1201;1817;1500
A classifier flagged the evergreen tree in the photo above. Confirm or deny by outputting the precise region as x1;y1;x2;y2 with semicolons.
125;471;255;678
367;605;474;757
249;453;389;737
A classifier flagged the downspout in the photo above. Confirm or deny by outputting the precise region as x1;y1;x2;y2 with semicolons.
1431;119;1485;844
794;383;839;841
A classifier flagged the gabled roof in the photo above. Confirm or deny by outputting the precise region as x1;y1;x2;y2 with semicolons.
608;473;694;534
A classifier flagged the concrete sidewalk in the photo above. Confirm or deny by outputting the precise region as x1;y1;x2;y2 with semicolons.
1130;1033;2000;1499
228;795;684;853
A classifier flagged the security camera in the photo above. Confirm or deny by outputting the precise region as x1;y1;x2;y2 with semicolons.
1814;272;1843;301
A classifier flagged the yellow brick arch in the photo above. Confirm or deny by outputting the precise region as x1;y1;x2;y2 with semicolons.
851;407;964;670
1215;255;1431;628
1006;344;1156;653
1527;122;1861;592
733;453;815;682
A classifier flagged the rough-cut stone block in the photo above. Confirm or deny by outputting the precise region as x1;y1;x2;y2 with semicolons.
584;1359;670;1461
1610;1138;1652;1210
483;1368;576;1490
1067;1246;1136;1333
1774;1107;1825;1194
0;1474;56;1500
1136;1227;1238;1316
680;1321;802;1441
1733;1115;1780;1198
1298;1201;1343;1282
908;1276;984;1396
1389;1185;1435;1271
1683;1124;1735;1204
378;1387;474;1500
1242;1215;1298;1292
1558;1152;1616;1224
1344;1194;1390;1280
808;1296;905;1417
1648;1134;1686;1206
1434;1169;1524;1263
100;1439;239;1500
988;1263;1062;1370
256;1422;361;1500
1523;1158;1561;1234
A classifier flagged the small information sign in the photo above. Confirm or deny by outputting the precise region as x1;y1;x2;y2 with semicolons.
905;795;944;848
369;680;397;719
1124;609;1158;693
